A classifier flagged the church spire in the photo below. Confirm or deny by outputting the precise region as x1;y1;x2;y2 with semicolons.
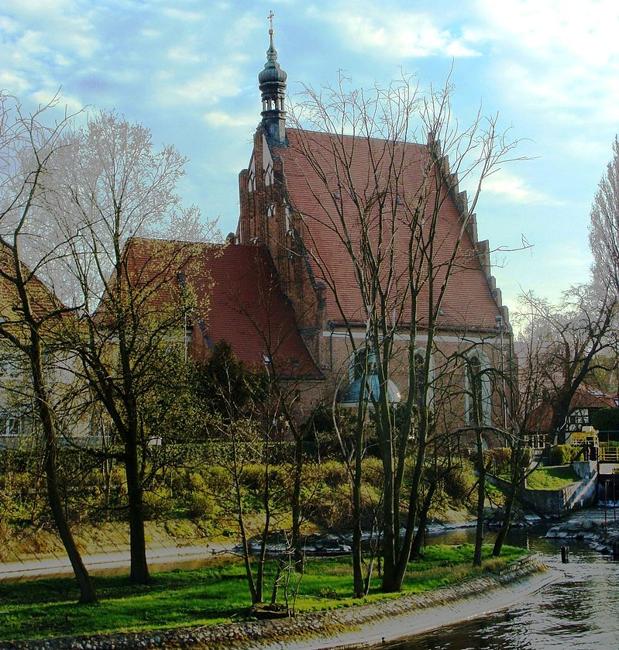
258;10;287;146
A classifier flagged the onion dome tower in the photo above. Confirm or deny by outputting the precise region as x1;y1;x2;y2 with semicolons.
259;11;287;146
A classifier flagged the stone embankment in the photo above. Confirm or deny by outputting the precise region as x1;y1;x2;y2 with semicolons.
1;557;548;650
546;518;619;555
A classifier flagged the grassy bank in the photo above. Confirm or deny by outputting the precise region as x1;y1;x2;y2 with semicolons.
0;544;527;642
526;465;579;490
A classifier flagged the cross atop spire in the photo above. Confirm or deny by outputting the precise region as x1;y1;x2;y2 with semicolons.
267;10;276;60
258;10;287;145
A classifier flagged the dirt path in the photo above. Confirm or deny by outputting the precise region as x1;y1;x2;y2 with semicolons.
0;541;236;581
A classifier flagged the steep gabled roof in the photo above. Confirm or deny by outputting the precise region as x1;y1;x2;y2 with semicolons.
198;243;321;379
0;240;65;324
272;128;502;331
124;238;321;380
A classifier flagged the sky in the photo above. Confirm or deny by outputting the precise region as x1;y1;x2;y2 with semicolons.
1;0;618;313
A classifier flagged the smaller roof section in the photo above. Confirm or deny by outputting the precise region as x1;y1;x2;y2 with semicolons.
203;244;321;380
123;238;322;381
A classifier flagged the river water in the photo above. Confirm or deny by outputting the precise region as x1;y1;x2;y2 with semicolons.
385;511;619;650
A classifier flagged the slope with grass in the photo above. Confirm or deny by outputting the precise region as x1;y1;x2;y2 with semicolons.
0;545;528;643
526;466;580;490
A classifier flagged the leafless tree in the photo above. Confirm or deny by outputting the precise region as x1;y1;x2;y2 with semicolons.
38;111;215;584
287;73;520;593
0;93;96;602
518;286;615;440
589;136;619;295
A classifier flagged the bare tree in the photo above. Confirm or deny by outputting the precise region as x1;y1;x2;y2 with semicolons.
39;112;214;584
287;73;519;593
0;93;96;602
590;136;619;295
518;286;615;441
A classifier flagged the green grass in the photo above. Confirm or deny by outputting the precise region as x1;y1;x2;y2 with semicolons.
526;465;579;490
0;544;527;642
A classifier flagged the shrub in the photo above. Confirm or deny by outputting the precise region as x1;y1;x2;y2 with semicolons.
319;460;348;488
202;466;230;494
485;448;512;475
142;486;174;519
189;492;219;519
361;457;383;487
443;461;476;502
549;444;576;466
590;408;619;432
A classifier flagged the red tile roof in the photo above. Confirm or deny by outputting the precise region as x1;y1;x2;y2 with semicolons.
124;238;321;380
199;243;322;379
0;240;65;324
526;385;618;433
273;129;502;330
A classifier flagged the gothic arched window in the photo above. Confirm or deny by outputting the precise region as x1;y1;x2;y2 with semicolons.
465;353;492;426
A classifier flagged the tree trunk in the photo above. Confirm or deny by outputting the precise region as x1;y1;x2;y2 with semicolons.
411;482;437;560
492;486;515;557
124;439;149;584
30;336;97;603
473;429;486;567
550;395;572;443
44;448;98;603
291;434;304;571
351;436;365;598
493;444;523;557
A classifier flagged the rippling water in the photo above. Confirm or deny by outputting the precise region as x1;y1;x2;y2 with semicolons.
385;519;619;650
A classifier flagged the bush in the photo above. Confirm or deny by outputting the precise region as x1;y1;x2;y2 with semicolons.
484;448;512;475
189;492;219;519
318;460;348;488
142;486;174;519
549;444;577;466
590;408;619;432
443;461;476;502
361;457;383;487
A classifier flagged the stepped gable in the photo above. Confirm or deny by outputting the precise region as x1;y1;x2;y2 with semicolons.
271;128;504;332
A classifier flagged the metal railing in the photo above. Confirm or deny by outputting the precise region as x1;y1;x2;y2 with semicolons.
599;444;619;462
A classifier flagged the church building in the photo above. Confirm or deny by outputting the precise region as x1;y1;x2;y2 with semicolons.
126;23;512;430
231;23;512;427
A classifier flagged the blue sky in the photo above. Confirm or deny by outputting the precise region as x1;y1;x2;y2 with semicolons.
1;0;618;311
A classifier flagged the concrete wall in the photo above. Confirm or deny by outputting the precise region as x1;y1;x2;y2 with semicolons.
490;468;598;516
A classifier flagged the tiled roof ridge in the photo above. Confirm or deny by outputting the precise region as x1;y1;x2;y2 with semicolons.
273;127;511;330
280;126;428;149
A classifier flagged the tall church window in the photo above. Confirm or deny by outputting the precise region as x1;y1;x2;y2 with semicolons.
465;353;492;427
412;350;434;411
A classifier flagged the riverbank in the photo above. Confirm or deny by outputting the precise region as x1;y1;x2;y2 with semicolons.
0;545;531;647
0;507;478;581
0;547;543;649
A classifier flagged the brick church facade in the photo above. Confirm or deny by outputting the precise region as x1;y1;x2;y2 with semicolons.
126;26;512;430
231;26;512;429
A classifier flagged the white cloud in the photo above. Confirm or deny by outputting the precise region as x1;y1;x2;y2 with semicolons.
167;46;203;65
483;170;562;206
30;89;84;113
161;7;205;22
203;110;259;129
160;69;242;105
0;71;30;94
309;2;480;59
472;0;619;126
